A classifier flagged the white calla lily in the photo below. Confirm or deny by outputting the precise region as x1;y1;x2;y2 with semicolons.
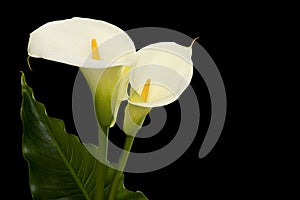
27;17;136;129
123;41;194;136
128;42;193;108
109;42;195;199
28;17;135;69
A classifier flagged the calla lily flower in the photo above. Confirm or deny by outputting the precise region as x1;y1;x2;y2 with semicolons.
108;42;195;199
123;42;194;135
129;42;193;107
28;17;135;69
27;17;135;129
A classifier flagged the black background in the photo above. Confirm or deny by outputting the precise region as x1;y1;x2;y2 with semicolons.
9;2;282;199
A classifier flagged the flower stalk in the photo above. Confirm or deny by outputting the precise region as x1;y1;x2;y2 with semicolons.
95;126;109;200
108;135;135;200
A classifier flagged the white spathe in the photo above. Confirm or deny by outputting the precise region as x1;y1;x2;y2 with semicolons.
128;42;193;108
28;17;136;100
28;17;135;68
27;17;137;129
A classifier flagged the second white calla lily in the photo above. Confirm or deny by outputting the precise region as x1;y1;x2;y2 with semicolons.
129;42;193;107
123;41;194;135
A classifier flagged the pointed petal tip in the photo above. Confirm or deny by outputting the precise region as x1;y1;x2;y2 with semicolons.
189;36;200;48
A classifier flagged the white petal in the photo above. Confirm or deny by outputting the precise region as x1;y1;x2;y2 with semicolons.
28;17;135;68
129;42;193;107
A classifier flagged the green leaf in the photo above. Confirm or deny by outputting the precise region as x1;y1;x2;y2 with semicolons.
20;72;148;200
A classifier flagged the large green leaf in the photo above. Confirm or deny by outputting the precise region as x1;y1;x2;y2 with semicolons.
20;73;148;200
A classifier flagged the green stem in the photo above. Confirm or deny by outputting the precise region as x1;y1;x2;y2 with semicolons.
95;126;109;200
108;135;135;200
